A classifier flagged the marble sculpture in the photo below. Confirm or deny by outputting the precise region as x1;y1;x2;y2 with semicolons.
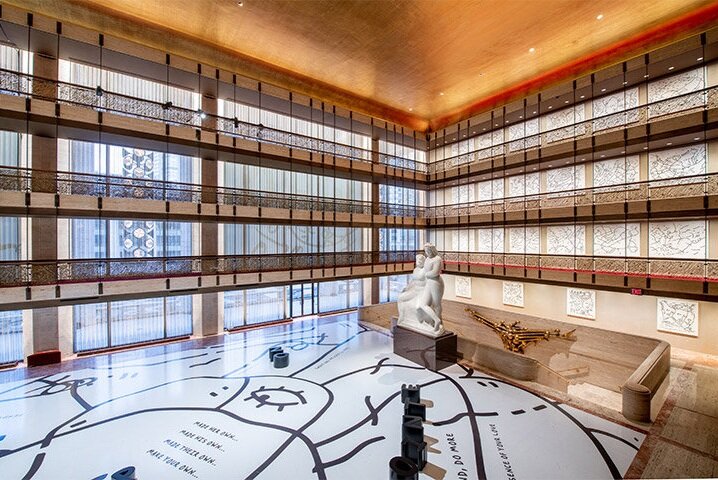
397;243;445;337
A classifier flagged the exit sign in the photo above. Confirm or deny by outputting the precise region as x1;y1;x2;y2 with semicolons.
631;288;643;296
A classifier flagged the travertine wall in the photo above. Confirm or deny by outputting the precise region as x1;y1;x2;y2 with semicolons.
444;274;718;355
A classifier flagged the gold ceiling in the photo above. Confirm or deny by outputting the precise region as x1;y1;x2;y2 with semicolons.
10;0;718;130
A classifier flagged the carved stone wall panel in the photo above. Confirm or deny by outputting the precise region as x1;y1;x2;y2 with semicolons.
544;105;586;143
593;156;640;187
648;220;706;259
592;88;640;131
547;225;585;255
566;287;596;319
593;223;640;257
508;172;540;197
657;297;698;336
546;164;585;193
648;145;706;181
502;281;524;307
455;276;472;298
508;227;540;254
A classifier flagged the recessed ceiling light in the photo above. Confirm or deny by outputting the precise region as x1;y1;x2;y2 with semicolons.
668;66;674;71
495;124;499;126
529;48;536;53
621;150;625;154
697;57;704;61
580;95;585;99
483;128;487;131
532;111;537;114
643;146;648;150
600;154;605;158
548;106;553;109
519;115;523;118
533;167;537;170
472;131;476;134
566;161;570;164
564;100;569;103
505;120;509;124
548;164;552;167
644;74;650;78
694;137;700;140
439;92;444;96
519;169;523;172
601;88;606;92
453;137;456;140
463;134;466;137
623;81;628;85
409;108;413;111
596;14;604;20
666;142;672;146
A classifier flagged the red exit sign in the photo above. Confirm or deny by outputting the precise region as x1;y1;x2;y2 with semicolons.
631;288;643;296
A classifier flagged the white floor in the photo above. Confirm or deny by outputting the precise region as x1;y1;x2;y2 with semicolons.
0;314;644;479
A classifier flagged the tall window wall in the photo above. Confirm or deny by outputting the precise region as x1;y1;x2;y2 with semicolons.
222;161;366;200
219;100;372;160
59;60;200;112
223;224;365;256
223;279;363;330
74;295;193;352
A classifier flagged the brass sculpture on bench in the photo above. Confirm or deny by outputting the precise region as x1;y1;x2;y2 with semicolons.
466;308;576;354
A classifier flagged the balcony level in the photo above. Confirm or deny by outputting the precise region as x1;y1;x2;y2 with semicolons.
0;251;415;310
0;167;427;228
428;86;718;184
0;69;428;188
427;172;718;228
442;251;718;298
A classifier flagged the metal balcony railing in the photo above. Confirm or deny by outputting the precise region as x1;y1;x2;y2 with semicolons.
428;85;718;174
0;68;427;173
0;250;417;288
0;166;424;217
440;251;718;284
426;172;718;218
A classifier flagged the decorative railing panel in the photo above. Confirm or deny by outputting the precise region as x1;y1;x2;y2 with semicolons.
0;68;425;173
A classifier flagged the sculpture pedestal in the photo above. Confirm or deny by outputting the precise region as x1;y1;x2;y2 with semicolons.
393;323;457;372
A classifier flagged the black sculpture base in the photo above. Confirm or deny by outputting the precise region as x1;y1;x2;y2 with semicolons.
393;325;457;371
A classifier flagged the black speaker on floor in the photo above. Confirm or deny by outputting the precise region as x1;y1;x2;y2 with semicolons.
273;352;289;368
269;346;283;361
389;456;419;480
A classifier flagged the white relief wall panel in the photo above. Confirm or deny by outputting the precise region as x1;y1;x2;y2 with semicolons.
478;179;504;202
648;220;706;259
451;229;472;252
502;281;525;307
567;288;596;319
455;276;472;299
508;118;539;152
475;129;504;159
593;223;640;257
657;297;699;336
546;164;585;193
547;225;585;255
508;227;540;254
593;156;640;187
452;184;475;204
592;88;640;131
648;145;705;181
647;68;705;118
507;173;540;198
545;104;586;143
478;228;504;253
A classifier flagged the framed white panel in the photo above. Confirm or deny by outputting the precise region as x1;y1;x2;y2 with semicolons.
593;156;640;188
593;223;640;257
648;220;706;259
566;288;596;319
508;227;540;254
547;225;585;255
648;145;705;181
455;276;472;299
546;164;585;193
657;297;699;337
502;281;524;307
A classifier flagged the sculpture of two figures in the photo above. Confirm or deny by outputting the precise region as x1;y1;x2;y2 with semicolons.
397;243;445;337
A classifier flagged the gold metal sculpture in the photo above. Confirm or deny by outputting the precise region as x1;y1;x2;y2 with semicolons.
466;308;575;354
